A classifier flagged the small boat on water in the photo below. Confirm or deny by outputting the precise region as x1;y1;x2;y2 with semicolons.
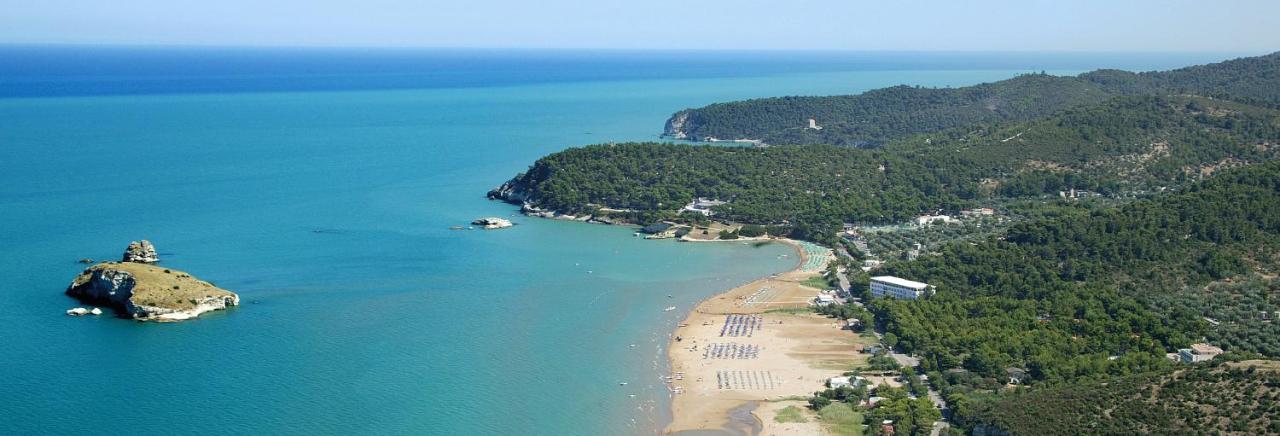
664;306;676;312
619;382;628;386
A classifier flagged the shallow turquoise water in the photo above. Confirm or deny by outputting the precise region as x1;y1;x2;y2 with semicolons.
0;49;1222;434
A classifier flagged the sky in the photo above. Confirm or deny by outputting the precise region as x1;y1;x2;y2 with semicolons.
1;0;1278;52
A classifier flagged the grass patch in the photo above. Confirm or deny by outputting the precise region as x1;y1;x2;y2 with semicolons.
814;359;862;371
764;307;812;315
70;262;233;310
800;274;831;289
818;403;865;436
774;405;809;423
768;395;811;402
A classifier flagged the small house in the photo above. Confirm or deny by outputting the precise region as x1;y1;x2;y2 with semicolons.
1179;343;1223;363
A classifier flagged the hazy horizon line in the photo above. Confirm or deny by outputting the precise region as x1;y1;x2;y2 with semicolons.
0;42;1262;56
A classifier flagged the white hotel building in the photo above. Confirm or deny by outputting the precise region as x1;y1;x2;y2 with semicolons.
869;276;932;300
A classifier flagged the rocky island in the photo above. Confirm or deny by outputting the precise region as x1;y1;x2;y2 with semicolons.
471;217;514;229
65;241;239;322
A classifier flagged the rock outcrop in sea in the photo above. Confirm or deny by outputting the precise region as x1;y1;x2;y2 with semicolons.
471;217;514;229
65;307;102;316
66;241;238;322
121;240;159;263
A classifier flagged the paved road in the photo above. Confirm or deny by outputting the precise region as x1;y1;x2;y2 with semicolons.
836;268;852;296
930;420;951;436
927;387;945;409
890;352;919;368
926;385;951;435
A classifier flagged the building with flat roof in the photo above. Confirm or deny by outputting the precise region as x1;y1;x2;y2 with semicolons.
680;198;727;216
915;214;954;226
1178;343;1223;363
828;375;866;389
869;276;932;300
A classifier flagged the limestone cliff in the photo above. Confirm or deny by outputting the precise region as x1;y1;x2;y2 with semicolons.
486;178;530;204
66;262;239;322
663;110;692;140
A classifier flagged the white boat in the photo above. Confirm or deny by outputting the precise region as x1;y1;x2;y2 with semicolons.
664;306;676;312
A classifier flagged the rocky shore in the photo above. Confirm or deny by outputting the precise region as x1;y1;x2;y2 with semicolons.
486;179;631;225
65;241;239;322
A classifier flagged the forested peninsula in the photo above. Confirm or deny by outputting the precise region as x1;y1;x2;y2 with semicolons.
664;52;1280;146
493;92;1280;241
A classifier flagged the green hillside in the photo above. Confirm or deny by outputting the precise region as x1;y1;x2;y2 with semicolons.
960;360;1280;435
496;94;1280;240
664;52;1280;146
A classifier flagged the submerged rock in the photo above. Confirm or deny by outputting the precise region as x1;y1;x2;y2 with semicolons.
121;240;159;264
66;262;239;322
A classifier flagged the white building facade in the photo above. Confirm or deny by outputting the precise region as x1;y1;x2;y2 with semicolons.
869;276;932;300
680;198;727;216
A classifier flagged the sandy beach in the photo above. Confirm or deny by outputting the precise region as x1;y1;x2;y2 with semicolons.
665;239;871;435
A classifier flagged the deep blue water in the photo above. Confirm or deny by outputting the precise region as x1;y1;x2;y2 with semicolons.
0;45;1244;97
0;47;1235;435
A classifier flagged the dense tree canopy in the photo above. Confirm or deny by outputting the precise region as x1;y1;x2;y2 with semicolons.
961;360;1280;435
500;95;1280;241
495;52;1280;435
666;51;1280;146
869;160;1280;383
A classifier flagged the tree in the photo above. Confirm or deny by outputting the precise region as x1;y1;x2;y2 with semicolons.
738;224;767;237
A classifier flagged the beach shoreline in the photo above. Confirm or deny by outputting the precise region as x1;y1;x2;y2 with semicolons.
662;238;863;435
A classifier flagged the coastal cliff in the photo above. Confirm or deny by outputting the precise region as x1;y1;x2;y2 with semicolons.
486;178;530;205
66;262;239;321
488;176;623;224
663;109;691;140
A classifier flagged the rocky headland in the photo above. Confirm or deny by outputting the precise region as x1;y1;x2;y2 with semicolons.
486;179;630;225
65;241;239;322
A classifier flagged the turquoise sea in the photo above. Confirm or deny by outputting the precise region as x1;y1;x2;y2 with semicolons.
0;47;1233;435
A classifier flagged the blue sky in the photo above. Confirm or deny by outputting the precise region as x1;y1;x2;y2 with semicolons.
2;0;1277;51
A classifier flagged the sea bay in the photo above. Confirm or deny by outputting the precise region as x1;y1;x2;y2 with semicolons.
0;48;1225;434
